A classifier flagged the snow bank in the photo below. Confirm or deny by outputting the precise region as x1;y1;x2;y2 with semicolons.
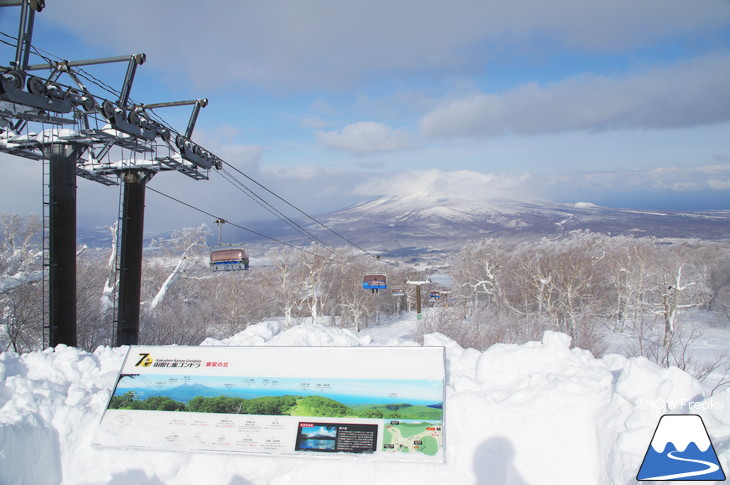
1;321;729;485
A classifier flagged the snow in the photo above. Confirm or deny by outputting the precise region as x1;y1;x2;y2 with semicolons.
2;314;730;485
0;270;43;294
650;415;711;452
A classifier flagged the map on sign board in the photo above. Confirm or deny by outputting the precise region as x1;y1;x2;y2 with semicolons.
93;345;445;461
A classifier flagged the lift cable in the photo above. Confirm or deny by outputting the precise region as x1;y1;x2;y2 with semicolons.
0;37;16;49
215;168;372;270
145;186;368;270
2;30;67;73
220;161;379;259
217;168;328;245
3;29;163;123
75;68;124;99
0;28;387;272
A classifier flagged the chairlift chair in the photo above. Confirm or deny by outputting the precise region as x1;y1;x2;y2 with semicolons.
210;247;249;271
391;288;405;297
209;218;249;271
363;273;387;291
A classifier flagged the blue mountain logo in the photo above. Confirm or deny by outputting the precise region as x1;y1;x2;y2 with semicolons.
637;414;726;481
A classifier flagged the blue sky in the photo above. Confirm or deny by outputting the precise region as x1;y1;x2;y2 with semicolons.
1;1;729;233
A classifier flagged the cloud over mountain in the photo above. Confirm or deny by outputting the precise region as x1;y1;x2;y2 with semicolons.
353;169;534;202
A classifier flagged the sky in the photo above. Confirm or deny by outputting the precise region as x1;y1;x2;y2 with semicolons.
1;0;729;234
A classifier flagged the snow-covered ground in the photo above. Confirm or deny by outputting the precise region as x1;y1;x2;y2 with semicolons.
604;309;730;393
2;313;730;485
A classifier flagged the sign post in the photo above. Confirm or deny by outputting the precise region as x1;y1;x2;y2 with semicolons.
406;280;431;320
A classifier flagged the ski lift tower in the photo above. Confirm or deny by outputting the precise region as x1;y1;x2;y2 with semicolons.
0;0;224;347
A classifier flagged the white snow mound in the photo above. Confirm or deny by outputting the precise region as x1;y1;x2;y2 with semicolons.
2;321;730;485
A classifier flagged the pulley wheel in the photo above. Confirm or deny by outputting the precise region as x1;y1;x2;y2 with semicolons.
128;110;141;126
45;81;65;100
2;70;23;90
101;100;117;120
26;76;46;95
81;96;96;113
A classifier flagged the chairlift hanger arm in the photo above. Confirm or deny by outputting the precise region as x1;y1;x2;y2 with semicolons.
214;218;228;246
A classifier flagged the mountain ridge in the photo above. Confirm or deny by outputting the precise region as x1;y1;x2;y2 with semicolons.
76;195;730;259
291;195;730;259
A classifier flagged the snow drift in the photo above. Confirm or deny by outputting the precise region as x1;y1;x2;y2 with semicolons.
1;318;729;485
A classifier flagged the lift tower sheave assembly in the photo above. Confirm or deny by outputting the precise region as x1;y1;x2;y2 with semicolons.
1;0;226;347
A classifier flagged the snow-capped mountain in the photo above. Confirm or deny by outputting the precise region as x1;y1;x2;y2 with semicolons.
77;194;730;259
274;194;730;259
649;415;712;453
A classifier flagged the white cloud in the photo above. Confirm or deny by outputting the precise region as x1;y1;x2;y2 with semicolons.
644;165;730;192
539;165;730;193
708;179;730;190
39;1;730;92
354;169;532;200
354;165;730;209
216;144;263;171
182;126;263;172
263;165;326;181
317;121;411;155
420;52;730;138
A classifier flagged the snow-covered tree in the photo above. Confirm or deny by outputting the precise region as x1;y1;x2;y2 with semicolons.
450;239;505;316
653;265;704;348
601;237;655;332
0;213;42;294
0;213;43;352
265;246;304;328
146;225;211;314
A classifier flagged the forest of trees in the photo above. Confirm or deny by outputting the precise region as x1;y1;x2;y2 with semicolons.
419;232;730;383
2;213;730;380
108;391;437;420
109;392;302;416
0;216;419;353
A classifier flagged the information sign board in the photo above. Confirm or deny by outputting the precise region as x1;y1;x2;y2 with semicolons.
93;345;445;461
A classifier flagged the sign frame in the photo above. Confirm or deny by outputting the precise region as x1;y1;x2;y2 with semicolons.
93;345;446;462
